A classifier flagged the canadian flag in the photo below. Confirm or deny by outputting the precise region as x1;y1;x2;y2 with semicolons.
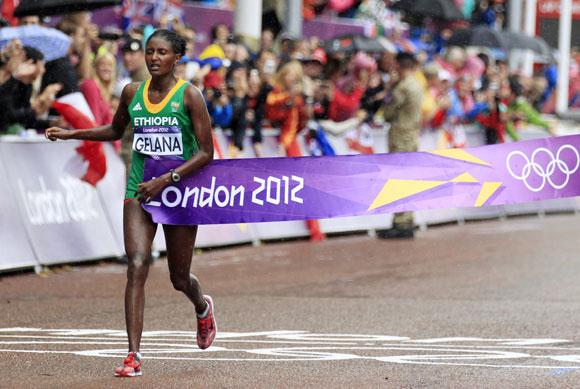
51;92;107;186
1;0;20;26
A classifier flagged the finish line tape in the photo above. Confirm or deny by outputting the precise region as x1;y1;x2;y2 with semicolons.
142;135;580;225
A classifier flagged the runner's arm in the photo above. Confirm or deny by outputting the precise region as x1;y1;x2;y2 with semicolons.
45;83;138;142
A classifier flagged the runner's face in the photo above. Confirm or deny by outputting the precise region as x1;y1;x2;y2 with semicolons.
145;37;179;77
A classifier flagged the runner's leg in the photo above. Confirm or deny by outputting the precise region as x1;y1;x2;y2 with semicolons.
123;199;157;352
163;224;208;314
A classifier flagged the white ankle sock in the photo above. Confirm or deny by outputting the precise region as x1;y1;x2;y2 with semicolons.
130;351;142;360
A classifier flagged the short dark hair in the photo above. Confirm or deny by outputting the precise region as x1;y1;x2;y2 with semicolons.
146;29;186;56
477;53;490;68
23;46;44;63
211;23;228;41
508;75;524;97
395;52;418;69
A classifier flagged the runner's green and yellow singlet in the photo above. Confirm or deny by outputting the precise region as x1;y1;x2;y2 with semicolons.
125;78;199;199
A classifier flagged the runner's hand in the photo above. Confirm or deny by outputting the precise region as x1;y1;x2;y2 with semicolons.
137;176;169;203
45;127;71;141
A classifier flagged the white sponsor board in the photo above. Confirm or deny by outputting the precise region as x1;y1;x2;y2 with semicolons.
0;141;120;265
0;147;38;271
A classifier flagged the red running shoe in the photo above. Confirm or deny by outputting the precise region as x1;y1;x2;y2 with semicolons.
114;351;142;377
197;295;217;350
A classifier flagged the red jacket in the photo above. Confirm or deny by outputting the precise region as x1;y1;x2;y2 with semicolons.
265;87;308;150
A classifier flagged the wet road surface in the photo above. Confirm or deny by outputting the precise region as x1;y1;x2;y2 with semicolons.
2;214;580;388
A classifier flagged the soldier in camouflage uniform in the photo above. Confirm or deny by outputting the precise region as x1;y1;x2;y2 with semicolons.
378;52;424;239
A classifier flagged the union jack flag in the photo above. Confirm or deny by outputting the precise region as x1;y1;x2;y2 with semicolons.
120;0;183;31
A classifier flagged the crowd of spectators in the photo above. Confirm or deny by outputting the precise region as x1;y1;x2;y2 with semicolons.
0;7;574;145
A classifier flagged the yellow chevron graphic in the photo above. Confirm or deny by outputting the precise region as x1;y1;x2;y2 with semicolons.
475;182;502;207
368;179;447;211
368;172;501;211
450;172;479;183
428;149;491;166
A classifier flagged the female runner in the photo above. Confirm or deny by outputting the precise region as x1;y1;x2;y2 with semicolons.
45;29;216;377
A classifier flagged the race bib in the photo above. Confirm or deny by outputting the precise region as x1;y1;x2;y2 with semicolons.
133;125;183;156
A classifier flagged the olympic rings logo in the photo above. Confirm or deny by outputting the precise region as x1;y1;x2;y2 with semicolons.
506;145;580;192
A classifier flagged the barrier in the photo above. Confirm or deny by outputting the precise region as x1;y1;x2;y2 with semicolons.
0;140;121;267
0;144;38;271
0;121;579;272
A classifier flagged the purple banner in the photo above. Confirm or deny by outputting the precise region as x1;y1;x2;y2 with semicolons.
92;5;366;50
142;135;580;225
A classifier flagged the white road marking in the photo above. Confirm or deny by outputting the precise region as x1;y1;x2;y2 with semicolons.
0;328;579;369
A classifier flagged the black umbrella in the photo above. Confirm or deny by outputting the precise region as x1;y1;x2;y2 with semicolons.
499;30;554;60
446;26;505;49
391;0;464;21
325;34;395;54
14;0;121;17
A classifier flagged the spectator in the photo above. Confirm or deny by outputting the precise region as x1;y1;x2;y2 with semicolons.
278;32;299;65
39;54;79;98
473;0;496;28
419;62;441;126
301;47;327;98
266;60;325;241
223;35;238;65
377;52;423;240
437;46;484;81
211;23;230;48
260;28;276;52
471;84;510;144
206;85;233;129
117;38;149;175
266;61;308;155
328;52;373;122
56;14;95;81
120;38;149;83
361;69;387;120
250;50;278;156
227;61;249;156
304;0;329;20
537;63;558;113
80;50;116;126
0;46;62;134
181;27;198;58
235;43;251;65
312;79;332;121
35;19;81;98
506;76;553;141
18;15;41;26
245;68;262;140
